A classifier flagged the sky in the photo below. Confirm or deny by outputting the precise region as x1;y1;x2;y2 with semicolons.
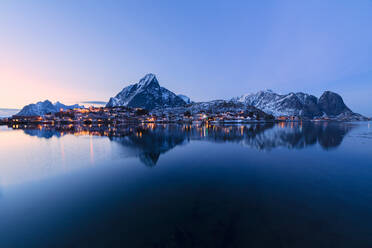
1;0;372;116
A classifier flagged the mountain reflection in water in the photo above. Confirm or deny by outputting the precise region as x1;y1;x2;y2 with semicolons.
1;122;372;248
15;122;353;166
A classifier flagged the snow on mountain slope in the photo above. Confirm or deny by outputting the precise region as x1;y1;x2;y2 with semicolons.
106;73;187;110
16;100;84;116
233;90;306;116
232;90;365;119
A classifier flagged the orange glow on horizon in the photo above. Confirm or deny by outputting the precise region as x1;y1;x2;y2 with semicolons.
0;60;107;108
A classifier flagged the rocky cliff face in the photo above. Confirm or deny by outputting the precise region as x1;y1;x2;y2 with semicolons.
318;91;351;116
106;74;187;110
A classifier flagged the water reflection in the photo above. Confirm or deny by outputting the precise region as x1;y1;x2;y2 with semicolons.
11;122;354;166
1;123;372;248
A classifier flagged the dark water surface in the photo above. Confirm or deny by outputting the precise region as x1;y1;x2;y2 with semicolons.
0;122;372;248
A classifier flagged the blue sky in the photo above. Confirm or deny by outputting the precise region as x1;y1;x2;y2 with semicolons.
1;0;372;116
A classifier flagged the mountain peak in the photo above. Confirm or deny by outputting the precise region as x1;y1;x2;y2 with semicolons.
15;101;84;116
106;74;186;110
318;91;351;116
40;100;53;105
261;89;274;93
137;73;159;88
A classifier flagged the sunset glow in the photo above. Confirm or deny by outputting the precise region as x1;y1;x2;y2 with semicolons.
1;1;372;115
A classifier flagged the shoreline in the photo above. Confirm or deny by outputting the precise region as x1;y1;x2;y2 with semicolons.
1;119;369;127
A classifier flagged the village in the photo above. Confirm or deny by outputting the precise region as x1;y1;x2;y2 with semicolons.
0;106;279;126
0;105;356;127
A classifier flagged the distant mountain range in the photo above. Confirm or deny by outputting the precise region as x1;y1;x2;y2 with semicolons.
106;73;366;120
16;100;84;116
231;89;365;120
11;73;367;120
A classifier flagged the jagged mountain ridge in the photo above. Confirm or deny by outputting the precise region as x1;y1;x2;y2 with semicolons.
14;73;367;120
16;100;84;116
106;74;187;110
105;73;366;120
232;90;366;120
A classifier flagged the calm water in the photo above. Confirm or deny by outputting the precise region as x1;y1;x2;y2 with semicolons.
0;122;372;248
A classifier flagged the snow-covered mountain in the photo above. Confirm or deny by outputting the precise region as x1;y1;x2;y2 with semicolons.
178;94;191;104
16;100;84;116
106;74;187;110
232;90;366;120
